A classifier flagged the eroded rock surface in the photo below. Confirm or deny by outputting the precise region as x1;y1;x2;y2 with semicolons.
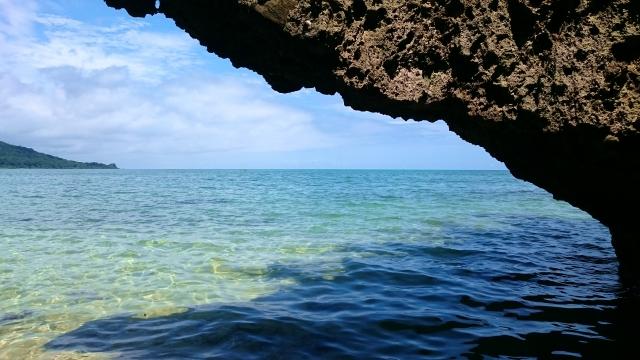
105;0;640;272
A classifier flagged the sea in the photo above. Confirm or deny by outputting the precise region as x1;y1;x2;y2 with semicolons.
0;170;637;359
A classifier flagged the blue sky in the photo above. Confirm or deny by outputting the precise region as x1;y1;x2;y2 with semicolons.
0;0;505;169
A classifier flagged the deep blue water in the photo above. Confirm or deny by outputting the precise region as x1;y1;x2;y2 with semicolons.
0;170;638;359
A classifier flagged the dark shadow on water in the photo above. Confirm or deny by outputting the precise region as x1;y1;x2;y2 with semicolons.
45;216;640;359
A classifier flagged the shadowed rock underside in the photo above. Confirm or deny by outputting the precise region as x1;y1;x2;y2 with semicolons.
105;0;640;273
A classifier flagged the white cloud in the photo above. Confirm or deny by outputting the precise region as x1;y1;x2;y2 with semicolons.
2;11;199;81
0;66;333;163
0;0;36;37
0;0;332;167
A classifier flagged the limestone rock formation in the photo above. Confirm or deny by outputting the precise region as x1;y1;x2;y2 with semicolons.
105;0;640;273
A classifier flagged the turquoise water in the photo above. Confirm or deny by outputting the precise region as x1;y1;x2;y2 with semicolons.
0;170;636;358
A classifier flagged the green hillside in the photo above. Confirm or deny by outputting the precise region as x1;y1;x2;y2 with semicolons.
0;141;117;169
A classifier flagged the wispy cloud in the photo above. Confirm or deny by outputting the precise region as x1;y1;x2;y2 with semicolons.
0;0;36;37
1;3;200;81
0;0;333;167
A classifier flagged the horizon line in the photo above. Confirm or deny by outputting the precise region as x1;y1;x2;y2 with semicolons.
83;168;509;171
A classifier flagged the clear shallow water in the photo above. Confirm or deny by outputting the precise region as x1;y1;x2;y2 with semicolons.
0;170;637;359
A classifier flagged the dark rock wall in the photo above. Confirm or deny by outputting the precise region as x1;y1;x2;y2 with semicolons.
105;0;640;272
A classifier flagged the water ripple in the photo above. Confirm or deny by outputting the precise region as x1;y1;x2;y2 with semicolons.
0;170;636;358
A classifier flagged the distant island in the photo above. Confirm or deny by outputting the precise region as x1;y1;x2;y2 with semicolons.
0;141;117;169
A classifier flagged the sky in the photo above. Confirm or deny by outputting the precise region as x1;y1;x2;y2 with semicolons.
0;0;505;170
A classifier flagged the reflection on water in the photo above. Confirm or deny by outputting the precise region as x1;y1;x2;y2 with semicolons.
0;170;637;359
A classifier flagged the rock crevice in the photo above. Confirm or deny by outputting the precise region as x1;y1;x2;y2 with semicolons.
105;0;640;273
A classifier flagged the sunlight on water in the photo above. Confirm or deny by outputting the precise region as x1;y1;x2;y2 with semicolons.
0;170;621;359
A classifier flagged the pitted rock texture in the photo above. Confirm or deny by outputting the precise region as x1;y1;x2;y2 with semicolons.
105;0;640;271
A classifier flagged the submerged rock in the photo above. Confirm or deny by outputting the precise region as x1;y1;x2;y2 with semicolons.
0;310;34;325
105;0;640;273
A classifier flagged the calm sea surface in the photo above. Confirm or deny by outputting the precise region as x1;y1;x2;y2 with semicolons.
0;170;637;359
